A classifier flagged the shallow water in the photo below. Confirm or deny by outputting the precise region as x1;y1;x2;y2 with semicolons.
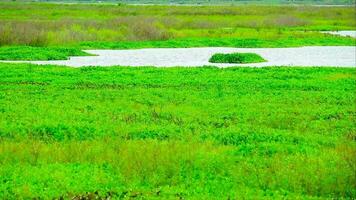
2;46;356;68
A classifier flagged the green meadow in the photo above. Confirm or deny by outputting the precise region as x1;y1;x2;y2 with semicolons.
0;1;355;199
0;63;355;199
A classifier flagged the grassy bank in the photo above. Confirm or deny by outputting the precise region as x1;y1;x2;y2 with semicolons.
1;35;355;60
78;35;356;49
0;63;355;199
0;46;91;60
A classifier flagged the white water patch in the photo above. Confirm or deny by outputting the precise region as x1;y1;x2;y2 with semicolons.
322;31;356;38
1;46;355;68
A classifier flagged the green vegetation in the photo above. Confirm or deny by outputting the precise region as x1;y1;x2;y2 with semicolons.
0;63;355;199
2;35;355;60
0;46;90;60
0;2;355;60
209;52;266;63
128;0;355;4
14;0;356;5
78;34;355;48
0;1;355;199
0;3;355;46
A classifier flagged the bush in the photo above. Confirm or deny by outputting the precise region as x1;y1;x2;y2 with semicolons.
209;52;266;64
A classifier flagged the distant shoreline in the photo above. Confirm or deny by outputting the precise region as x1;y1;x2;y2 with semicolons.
20;1;355;6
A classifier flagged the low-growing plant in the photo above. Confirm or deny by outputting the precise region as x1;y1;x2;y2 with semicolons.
0;64;355;199
209;52;267;64
0;46;91;60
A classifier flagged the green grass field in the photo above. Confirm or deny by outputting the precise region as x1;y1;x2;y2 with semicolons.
0;63;355;199
0;1;355;199
1;3;356;43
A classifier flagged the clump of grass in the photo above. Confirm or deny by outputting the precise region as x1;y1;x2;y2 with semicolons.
209;52;266;64
0;46;91;60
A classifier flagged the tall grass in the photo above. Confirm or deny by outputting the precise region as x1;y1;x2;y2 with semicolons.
0;2;355;46
0;139;354;198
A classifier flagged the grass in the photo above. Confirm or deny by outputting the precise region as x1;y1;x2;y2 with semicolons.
29;0;356;5
0;1;355;199
78;34;356;48
0;3;355;46
0;2;355;61
209;52;266;63
0;63;355;199
1;35;355;60
0;46;90;60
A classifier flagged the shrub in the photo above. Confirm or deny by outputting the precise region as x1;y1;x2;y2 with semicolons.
209;52;266;64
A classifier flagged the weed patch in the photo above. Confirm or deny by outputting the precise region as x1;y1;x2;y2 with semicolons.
209;52;266;64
